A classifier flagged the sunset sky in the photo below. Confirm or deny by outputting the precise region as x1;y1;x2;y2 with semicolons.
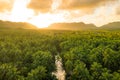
0;0;120;28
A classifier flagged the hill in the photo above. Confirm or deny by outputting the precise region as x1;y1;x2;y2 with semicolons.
0;20;37;29
1;20;120;30
47;22;97;30
100;22;120;30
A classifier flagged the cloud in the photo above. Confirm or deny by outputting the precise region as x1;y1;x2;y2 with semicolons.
0;0;14;12
116;5;120;15
117;9;120;14
27;0;53;13
59;0;115;10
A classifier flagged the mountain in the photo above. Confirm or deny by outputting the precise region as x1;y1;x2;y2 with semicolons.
0;20;37;29
47;22;96;30
100;22;120;30
1;20;120;30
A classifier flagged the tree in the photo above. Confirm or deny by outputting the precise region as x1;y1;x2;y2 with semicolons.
99;68;112;80
103;48;120;71
90;62;103;80
65;60;73;79
71;61;91;80
90;62;113;80
32;51;54;72
89;47;103;64
27;66;47;80
0;63;19;80
112;72;120;80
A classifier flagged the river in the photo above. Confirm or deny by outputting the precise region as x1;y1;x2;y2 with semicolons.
52;55;66;80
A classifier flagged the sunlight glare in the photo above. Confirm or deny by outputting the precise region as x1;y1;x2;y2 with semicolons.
28;14;53;28
7;0;65;28
28;13;65;28
10;0;33;22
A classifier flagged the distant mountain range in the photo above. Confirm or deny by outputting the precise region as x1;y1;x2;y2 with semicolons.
47;22;120;30
100;22;120;30
47;22;96;30
0;20;120;30
0;20;37;29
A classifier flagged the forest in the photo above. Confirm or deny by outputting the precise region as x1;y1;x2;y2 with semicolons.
0;29;120;80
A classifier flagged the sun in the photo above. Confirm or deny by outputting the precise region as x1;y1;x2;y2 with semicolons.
28;14;55;28
8;0;65;28
28;13;66;28
9;0;56;28
10;0;33;22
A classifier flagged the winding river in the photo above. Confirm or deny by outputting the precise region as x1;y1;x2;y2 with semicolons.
52;55;66;80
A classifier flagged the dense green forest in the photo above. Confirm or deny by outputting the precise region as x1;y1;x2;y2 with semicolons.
0;29;120;80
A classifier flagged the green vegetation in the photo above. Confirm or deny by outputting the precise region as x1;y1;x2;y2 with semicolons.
0;29;120;80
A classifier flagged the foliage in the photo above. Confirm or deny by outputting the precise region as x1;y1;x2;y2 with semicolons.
0;29;120;80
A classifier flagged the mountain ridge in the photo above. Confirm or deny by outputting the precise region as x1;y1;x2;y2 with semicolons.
47;22;97;30
0;20;37;29
99;22;120;30
47;21;120;30
0;20;120;30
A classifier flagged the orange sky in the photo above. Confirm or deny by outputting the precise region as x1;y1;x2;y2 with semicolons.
0;0;120;28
